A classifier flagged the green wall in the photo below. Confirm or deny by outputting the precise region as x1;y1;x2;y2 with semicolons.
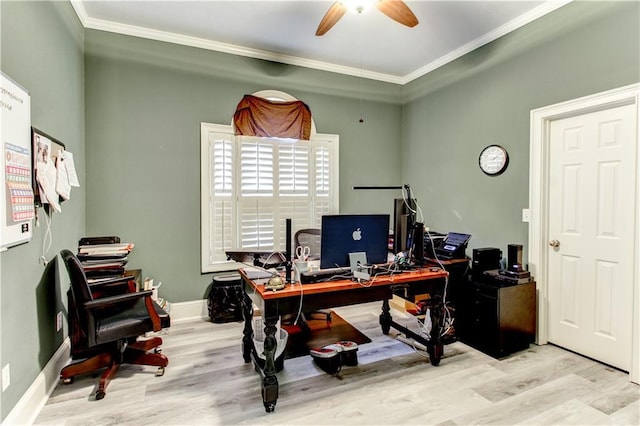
0;1;85;421
1;0;638;420
402;0;639;260
84;31;403;303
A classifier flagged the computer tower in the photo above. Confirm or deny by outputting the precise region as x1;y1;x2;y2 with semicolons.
472;247;502;281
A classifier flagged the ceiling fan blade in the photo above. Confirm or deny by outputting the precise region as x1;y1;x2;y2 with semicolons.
376;0;419;28
316;2;348;36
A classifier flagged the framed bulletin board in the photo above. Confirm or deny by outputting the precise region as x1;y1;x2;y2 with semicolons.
1;71;34;249
31;127;66;208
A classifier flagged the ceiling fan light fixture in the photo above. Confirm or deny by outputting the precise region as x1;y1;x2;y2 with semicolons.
316;0;418;36
344;0;377;14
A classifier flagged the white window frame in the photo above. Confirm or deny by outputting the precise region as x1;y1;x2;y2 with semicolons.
200;93;339;272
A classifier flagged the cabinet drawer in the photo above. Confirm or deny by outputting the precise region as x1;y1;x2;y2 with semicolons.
471;283;499;298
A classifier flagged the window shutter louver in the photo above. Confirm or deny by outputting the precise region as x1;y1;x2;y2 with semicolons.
279;144;310;195
315;145;331;196
239;198;275;250
241;141;274;196
212;200;233;261
213;138;233;195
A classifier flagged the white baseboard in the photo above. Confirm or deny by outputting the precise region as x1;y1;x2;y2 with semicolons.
4;338;70;426
5;299;210;425
168;298;209;323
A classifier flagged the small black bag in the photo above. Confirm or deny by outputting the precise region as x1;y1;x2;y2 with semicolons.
207;274;243;323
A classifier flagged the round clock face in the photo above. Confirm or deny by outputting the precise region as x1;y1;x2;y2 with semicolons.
479;145;509;176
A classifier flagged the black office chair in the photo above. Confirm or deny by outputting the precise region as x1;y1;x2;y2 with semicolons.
60;249;170;400
294;228;321;261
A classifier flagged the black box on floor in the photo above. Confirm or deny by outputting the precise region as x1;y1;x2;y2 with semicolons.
208;273;243;323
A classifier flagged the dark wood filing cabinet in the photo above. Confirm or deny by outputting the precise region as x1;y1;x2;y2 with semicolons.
457;279;536;358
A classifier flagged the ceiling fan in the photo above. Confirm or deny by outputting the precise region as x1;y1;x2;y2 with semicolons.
316;0;419;36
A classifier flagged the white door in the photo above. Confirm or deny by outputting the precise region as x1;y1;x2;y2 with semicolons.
547;103;636;371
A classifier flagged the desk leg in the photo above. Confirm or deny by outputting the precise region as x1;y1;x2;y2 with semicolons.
427;295;444;366
379;299;392;335
261;317;279;412
241;292;253;364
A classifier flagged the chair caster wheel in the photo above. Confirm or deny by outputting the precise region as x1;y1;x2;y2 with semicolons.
62;377;74;385
95;390;106;400
156;366;165;376
154;348;162;353
265;403;276;413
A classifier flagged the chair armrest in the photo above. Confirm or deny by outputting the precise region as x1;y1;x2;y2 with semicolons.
84;290;151;309
84;290;163;332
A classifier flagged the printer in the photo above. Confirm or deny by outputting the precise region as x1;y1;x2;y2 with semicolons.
434;232;471;259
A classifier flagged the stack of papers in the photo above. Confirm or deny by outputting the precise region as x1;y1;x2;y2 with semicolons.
77;242;134;279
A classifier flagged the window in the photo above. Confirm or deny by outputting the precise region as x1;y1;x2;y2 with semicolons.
201;99;339;272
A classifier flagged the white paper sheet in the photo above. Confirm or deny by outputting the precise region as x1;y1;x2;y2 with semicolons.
55;155;71;200
37;160;61;212
60;150;80;187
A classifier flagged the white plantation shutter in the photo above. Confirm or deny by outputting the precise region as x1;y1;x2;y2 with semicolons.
313;142;334;228
213;200;233;258
315;144;331;196
213;138;233;195
241;140;274;195
239;198;275;249
201;122;338;272
279;144;310;195
205;129;236;263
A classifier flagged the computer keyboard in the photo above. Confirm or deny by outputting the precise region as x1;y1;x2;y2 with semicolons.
299;267;350;284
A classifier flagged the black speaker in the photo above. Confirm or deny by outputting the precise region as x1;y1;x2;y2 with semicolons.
507;244;523;272
472;247;502;272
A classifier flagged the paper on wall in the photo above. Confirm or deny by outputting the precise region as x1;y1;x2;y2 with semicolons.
55;154;71;200
37;159;61;212
60;150;79;187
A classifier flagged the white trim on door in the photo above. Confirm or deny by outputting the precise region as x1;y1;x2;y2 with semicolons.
529;83;640;383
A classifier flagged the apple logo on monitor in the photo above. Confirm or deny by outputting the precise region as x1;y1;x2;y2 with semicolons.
352;228;362;241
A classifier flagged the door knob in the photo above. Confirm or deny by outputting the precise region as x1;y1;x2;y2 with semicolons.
549;239;560;248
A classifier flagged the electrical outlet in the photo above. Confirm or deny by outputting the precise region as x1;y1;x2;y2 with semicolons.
56;311;63;332
2;364;10;392
522;208;531;223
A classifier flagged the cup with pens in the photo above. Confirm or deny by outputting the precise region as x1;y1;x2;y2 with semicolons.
294;245;310;282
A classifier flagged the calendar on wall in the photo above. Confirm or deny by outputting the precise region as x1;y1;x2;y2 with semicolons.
1;71;34;249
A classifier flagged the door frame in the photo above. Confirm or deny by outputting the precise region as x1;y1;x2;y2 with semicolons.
529;83;640;383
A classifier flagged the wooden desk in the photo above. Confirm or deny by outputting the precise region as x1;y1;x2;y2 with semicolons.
239;267;449;412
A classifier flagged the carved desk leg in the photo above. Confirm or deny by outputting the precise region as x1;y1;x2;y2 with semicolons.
379;299;392;335
261;316;279;412
428;295;444;366
241;291;253;364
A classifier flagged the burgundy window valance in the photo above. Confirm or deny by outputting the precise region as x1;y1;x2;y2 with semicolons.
233;94;312;140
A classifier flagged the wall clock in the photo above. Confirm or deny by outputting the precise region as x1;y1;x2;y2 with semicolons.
479;144;509;176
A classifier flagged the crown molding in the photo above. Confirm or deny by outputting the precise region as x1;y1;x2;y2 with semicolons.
70;0;573;86
400;0;573;85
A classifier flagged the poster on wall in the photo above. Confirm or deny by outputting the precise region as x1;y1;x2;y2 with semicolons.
1;71;33;249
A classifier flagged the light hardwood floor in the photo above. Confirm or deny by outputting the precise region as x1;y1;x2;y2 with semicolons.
35;302;639;425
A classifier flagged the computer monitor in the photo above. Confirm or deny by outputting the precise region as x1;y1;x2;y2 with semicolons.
320;214;390;269
393;198;416;253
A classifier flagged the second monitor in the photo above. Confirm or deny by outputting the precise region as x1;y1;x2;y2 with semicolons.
320;214;390;269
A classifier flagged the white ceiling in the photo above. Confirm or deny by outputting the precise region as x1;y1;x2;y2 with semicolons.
72;0;573;84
